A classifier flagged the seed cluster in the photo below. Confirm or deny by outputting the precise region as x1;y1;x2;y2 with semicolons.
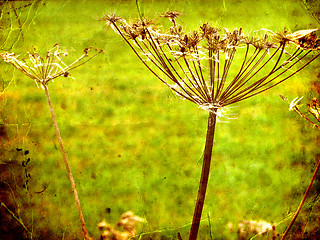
101;11;320;117
0;44;103;89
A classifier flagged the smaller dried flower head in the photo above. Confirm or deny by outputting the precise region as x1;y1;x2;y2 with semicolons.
160;11;182;22
123;18;155;40
308;98;320;120
271;28;319;48
281;95;320;130
0;44;102;89
247;34;276;50
99;14;123;25
297;32;320;50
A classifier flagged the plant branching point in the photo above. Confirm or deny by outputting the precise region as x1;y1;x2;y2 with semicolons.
101;12;320;239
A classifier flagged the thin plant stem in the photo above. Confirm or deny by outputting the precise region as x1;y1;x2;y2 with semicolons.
0;201;31;234
189;111;217;240
43;84;90;240
281;155;320;240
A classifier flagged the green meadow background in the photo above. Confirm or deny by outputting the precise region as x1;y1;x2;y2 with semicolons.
1;0;320;239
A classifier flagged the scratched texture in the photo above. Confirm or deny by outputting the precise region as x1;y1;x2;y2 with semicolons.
0;0;320;239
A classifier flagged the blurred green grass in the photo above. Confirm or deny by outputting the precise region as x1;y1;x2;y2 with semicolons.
1;0;320;239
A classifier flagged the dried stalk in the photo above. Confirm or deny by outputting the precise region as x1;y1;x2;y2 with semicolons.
189;111;217;240
43;84;90;240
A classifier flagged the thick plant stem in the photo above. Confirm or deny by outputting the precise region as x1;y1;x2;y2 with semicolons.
43;84;90;240
281;154;320;240
189;111;217;240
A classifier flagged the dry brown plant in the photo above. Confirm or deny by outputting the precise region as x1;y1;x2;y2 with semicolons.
98;211;145;240
0;44;102;240
100;11;320;239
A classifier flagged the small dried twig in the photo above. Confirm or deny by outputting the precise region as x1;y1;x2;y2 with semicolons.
280;95;320;239
280;95;320;130
0;201;31;234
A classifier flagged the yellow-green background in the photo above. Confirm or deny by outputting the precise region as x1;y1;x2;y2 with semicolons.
1;0;320;239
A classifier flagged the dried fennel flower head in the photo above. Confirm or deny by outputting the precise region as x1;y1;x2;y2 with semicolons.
101;11;320;120
0;44;103;90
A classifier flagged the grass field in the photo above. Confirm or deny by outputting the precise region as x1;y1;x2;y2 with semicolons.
1;0;320;239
